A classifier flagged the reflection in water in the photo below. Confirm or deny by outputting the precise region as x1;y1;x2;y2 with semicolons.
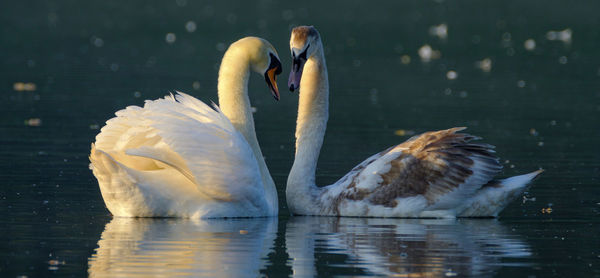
286;217;531;277
88;217;277;277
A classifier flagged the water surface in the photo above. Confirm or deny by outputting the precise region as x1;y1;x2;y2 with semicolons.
1;0;599;277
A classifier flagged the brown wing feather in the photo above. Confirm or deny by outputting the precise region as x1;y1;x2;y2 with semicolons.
344;127;502;208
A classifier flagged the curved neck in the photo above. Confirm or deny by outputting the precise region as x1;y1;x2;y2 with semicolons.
286;42;329;213
217;48;278;215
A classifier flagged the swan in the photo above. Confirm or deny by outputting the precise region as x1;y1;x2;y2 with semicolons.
89;37;282;218
286;217;531;276
285;26;543;218
89;217;277;277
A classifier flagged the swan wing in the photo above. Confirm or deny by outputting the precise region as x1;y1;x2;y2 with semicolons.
331;127;502;211
92;92;264;203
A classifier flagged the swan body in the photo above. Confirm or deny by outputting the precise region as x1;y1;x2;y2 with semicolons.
285;26;542;218
90;37;282;218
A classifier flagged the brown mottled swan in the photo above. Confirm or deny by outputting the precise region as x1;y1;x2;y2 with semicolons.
285;26;542;218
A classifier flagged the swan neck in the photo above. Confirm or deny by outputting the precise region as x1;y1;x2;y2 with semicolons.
287;43;328;213
218;53;253;143
217;47;278;215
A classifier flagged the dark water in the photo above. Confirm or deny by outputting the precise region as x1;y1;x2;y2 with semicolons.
1;0;599;277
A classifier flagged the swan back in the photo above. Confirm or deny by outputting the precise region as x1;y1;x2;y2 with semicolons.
91;93;271;218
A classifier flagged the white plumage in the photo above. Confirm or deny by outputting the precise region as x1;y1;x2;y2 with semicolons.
90;37;282;218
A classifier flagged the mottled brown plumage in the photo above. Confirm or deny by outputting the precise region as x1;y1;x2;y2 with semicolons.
323;127;502;213
291;26;319;45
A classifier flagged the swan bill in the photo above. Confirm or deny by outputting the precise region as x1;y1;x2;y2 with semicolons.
288;42;310;92
265;53;282;100
288;60;304;92
265;68;280;100
288;47;307;92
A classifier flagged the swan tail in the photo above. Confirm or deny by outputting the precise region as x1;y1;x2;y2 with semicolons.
90;144;152;216
498;169;544;191
459;169;544;217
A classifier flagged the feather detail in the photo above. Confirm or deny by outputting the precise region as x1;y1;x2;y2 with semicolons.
91;93;268;217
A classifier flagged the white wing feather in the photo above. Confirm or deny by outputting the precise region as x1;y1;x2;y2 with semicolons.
91;92;266;217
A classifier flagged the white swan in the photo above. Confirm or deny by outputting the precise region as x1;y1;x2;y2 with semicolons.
285;26;543;218
90;37;282;218
89;217;277;277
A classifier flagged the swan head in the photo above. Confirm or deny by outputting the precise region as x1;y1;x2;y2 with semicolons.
288;26;320;92
230;37;283;100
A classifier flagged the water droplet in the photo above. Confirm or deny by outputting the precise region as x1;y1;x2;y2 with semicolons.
185;21;196;32
394;129;415;136
445;269;458;277
91;36;104;47
192;81;201;90
475;58;492;72
546;28;572;44
216;42;226;52
418;44;441;62
165;33;176;44
558;56;568;64
517;80;526;88
529;128;538;136
446;70;458;80
25;118;42;126
429;23;448;40
400;55;411;64
524;39;536;51
13;82;37;91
